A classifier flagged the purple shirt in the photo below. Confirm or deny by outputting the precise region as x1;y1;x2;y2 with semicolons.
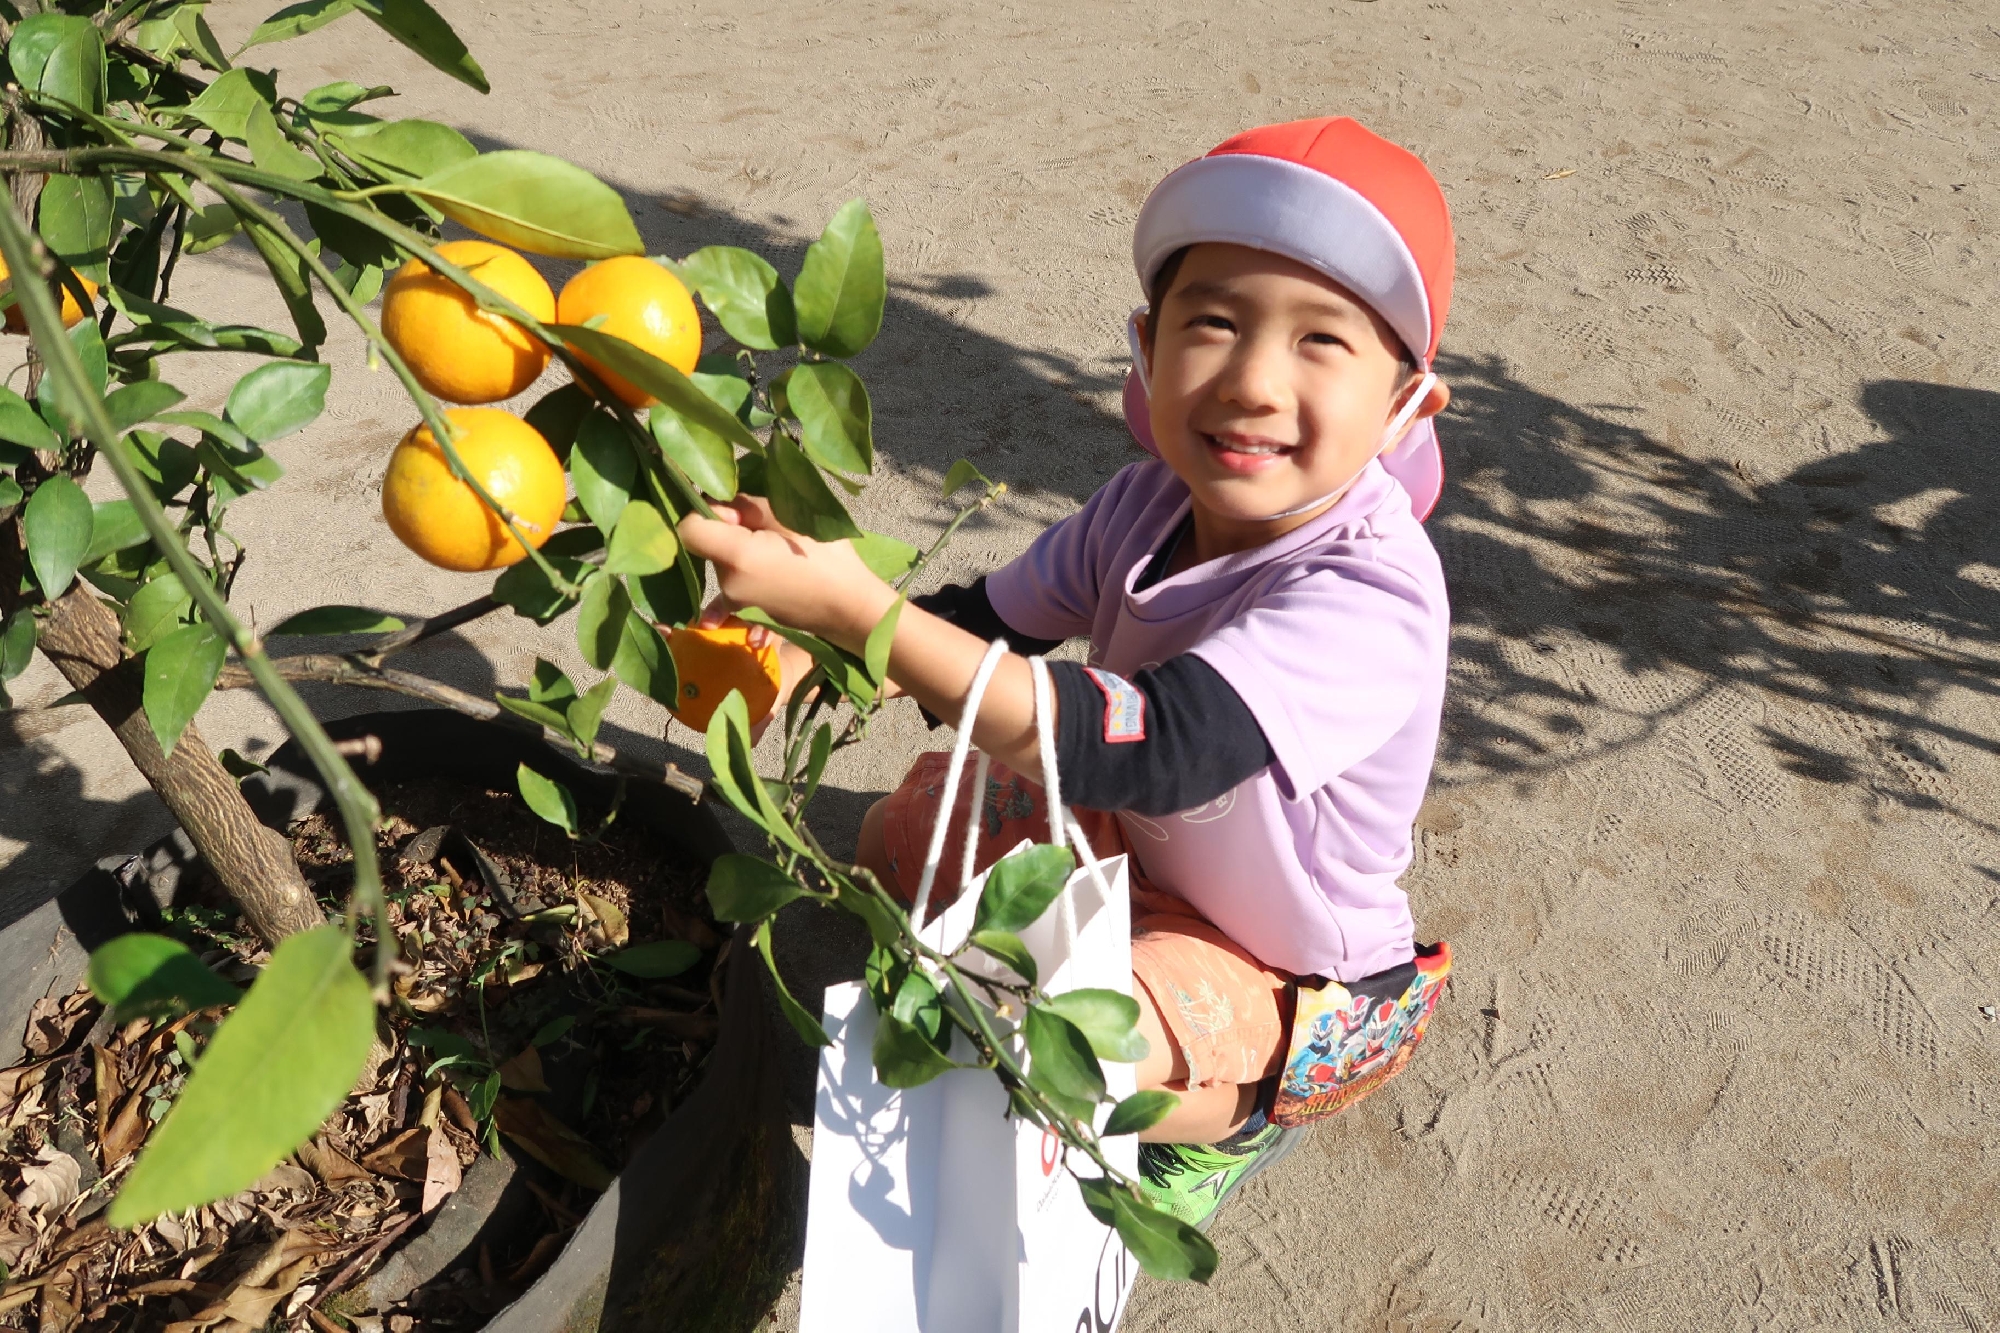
986;458;1448;981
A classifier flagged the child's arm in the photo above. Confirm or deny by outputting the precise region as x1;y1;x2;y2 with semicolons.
680;498;1052;776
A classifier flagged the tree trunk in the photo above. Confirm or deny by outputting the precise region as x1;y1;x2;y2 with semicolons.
4;116;323;949
24;583;327;945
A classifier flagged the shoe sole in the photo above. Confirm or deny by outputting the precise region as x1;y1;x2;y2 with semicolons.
1197;1127;1302;1233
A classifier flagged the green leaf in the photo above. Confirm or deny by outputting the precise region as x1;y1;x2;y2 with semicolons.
109;925;372;1228
39;176;114;282
1111;1189;1219;1283
245;101;321;183
754;918;830;1046
240;213;327;351
943;458;990;499
611;610;677;705
966;929;1036;985
679;246;797;350
785;362;873;475
533;1015;576;1047
177;67;265;141
23;474;92;600
529;657;579;707
350;0;489;94
125;433;199;504
1075;1176;1118;1227
1038;988;1149;1062
495;694;566;733
604;500;679;576
143;623;224;755
766;434;861;542
407;152;637;258
0;476;18;510
103;381;185;434
107;289;302;360
1103;1089;1180;1137
125;574;191;651
706;853;809;923
0;386;60;454
555;324;763;455
9;15;106;115
523;383;593;462
569;411;634;533
801;720;833;808
516;762;578;836
574;570;631;671
302;81;395;114
704;691;807;854
174;4;233;72
862;596;903;688
183;202;242;256
649;405;739;501
691;360;771;428
238;0;358;51
873;1009;954;1088
1024;1005;1106;1108
74;509;141;580
269;605;405;635
87;933;242;1024
566;675;616;752
0;611;35;683
605;940;701;979
492;553;586;624
225;361;332;444
852;530;921;583
973;843;1075;934
323;116;477;180
793;198;885;358
891;969;947;1049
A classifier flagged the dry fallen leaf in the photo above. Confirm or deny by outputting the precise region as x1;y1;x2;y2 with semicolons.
580;892;629;947
421;1123;462;1214
102;1089;151;1168
494;1098;612;1192
250;1162;316;1197
361;1128;429;1182
93;1045;121;1147
0;1060;49;1113
442;1086;479;1136
497;1045;548;1093
17;1145;82;1220
1543;166;1577;179
296;1137;370;1187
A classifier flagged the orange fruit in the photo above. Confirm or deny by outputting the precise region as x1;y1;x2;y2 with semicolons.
555;256;701;407
0;253;97;332
381;240;555;404
666;619;782;733
381;408;566;572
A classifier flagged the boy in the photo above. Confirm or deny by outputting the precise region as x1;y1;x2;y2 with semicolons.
682;116;1455;1229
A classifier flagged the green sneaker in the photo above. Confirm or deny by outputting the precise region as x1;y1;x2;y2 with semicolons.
1138;1122;1299;1231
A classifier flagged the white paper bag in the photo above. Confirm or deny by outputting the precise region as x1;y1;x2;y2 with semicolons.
799;647;1142;1333
798;845;1137;1333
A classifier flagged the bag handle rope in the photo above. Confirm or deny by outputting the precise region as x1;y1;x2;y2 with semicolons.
910;641;1116;958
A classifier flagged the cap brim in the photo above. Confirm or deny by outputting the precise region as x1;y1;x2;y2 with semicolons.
1122;367;1443;521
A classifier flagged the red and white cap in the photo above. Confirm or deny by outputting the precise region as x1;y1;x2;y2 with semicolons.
1120;117;1455;519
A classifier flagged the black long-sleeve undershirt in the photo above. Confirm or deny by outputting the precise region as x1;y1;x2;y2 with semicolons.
910;576;1275;816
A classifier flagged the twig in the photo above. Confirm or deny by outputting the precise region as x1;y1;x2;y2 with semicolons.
311;1213;419;1305
358;595;503;664
214;654;707;803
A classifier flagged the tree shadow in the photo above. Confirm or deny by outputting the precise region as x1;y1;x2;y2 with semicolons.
1432;356;2000;822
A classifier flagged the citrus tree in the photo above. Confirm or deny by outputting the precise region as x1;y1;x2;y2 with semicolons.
0;0;1217;1285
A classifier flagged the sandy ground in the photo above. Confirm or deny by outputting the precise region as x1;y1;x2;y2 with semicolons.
5;0;2000;1327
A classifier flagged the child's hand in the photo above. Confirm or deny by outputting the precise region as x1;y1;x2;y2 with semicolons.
679;497;899;654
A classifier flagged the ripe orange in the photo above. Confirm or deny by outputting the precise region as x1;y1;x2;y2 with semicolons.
555;256;701;407
381;408;566;572
0;253;97;332
665;619;782;733
381;240;555;404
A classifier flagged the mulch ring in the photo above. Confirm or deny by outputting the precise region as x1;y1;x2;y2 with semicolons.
0;774;723;1332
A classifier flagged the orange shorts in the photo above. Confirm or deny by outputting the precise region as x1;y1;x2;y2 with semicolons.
879;752;1293;1089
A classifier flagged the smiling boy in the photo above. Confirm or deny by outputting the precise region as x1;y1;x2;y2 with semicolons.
682;117;1457;1229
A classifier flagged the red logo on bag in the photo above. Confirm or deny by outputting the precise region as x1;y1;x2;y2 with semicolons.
1041;1125;1060;1176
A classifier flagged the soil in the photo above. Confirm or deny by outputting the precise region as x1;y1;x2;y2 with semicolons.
0;776;721;1332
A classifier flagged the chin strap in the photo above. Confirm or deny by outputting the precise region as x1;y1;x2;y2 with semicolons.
1254;370;1438;521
